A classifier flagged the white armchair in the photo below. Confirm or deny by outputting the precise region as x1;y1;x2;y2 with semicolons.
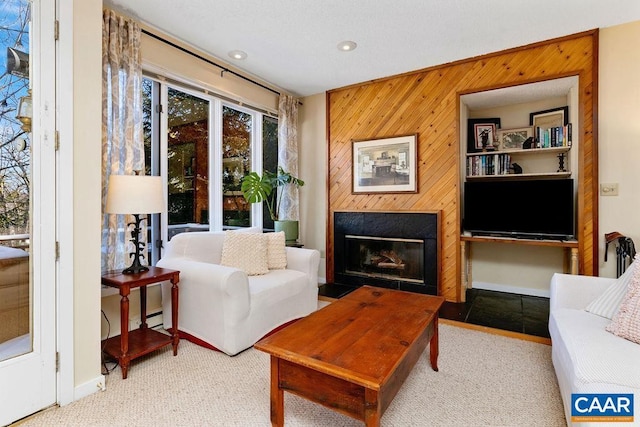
157;231;320;356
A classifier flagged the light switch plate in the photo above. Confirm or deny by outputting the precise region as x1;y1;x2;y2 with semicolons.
600;183;619;196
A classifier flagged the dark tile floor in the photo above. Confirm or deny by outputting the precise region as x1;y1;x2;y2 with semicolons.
319;284;550;338
318;283;358;300
440;288;550;338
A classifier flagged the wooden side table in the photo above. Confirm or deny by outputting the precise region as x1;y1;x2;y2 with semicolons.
101;266;180;379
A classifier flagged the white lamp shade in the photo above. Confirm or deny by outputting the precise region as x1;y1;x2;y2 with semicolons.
105;175;164;214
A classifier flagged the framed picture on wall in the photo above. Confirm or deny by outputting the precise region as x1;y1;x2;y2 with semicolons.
352;134;417;194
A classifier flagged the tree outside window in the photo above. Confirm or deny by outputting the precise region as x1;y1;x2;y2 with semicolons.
0;0;31;241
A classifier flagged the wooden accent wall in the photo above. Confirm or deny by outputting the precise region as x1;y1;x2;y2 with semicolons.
326;30;598;302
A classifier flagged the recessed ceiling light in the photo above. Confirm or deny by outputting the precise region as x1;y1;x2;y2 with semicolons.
228;50;247;60
337;41;357;52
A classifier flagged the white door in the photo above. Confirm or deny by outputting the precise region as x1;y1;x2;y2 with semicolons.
0;0;57;424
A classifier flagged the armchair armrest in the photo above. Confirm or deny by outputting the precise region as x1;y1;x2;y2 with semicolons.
285;247;321;287
550;273;616;311
157;257;251;324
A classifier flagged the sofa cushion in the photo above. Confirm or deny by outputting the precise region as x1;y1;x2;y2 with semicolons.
550;308;640;389
585;256;638;319
220;231;269;276
606;258;640;344
248;269;308;306
267;232;287;270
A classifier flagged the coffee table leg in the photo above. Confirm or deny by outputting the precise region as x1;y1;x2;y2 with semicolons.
364;388;381;426
430;316;439;371
270;356;284;427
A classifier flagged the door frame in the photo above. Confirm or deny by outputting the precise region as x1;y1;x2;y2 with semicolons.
56;0;106;405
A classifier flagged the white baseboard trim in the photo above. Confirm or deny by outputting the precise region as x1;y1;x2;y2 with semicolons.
72;374;105;403
472;281;550;298
129;310;164;330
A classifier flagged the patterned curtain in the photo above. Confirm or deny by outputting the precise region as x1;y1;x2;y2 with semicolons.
277;94;299;221
101;9;144;271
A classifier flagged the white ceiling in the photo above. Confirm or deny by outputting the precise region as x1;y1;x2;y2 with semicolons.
462;76;579;110
106;0;640;98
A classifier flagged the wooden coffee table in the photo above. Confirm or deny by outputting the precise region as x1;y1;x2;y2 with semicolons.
254;285;445;426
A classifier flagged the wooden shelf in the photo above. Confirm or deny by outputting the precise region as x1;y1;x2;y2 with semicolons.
459;234;580;297
461;234;578;249
466;146;571;157
466;146;572;179
103;328;173;361
466;171;571;181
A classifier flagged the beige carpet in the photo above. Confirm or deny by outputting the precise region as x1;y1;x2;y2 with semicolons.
17;324;565;426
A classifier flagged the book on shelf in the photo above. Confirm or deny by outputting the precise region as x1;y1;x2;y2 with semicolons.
535;123;572;148
466;152;512;177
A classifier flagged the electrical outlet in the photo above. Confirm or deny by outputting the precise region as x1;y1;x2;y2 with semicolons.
600;183;619;196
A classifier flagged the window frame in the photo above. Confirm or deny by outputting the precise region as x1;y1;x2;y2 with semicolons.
142;73;274;259
221;102;261;230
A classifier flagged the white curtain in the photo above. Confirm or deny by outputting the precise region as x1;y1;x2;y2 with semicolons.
277;94;299;221
101;9;144;271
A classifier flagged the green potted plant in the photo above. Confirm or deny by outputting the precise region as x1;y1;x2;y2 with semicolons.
241;166;304;242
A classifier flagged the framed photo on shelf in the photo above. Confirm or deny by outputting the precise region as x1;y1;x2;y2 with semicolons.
529;106;569;129
467;118;501;153
496;126;533;150
473;124;497;151
352;134;417;194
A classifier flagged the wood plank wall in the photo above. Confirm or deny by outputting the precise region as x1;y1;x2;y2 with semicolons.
326;30;598;302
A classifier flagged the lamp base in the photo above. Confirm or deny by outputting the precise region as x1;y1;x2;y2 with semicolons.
122;264;149;275
121;213;150;275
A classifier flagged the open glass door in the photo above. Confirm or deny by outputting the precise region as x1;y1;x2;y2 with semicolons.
0;0;57;423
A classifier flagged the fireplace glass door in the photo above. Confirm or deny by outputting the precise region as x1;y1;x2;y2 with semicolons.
345;235;425;284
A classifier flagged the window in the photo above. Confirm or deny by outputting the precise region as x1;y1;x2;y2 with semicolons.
262;115;278;230
222;105;252;228
142;78;160;264
167;88;210;234
0;0;31;360
142;76;278;257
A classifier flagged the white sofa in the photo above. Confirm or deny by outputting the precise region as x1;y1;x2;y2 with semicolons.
549;273;640;425
157;231;320;356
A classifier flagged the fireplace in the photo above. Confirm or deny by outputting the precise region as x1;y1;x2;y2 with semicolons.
345;235;425;283
334;211;439;295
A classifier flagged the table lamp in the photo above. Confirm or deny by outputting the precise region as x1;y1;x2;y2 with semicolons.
105;174;164;274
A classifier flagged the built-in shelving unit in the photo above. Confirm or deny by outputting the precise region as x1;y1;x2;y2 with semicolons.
459;76;580;298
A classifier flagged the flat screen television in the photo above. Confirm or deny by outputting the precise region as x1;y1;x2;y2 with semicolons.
463;179;574;240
